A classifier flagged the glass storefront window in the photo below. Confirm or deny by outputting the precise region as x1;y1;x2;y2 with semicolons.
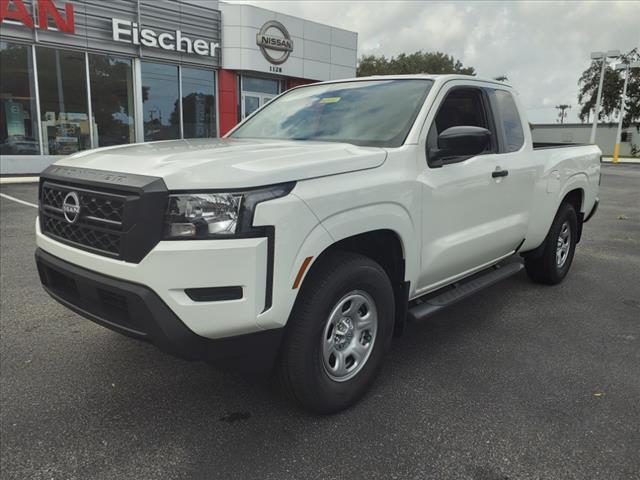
141;62;180;141
36;47;90;155
88;54;135;147
182;67;216;138
3;47;219;159
242;76;280;95
0;42;40;155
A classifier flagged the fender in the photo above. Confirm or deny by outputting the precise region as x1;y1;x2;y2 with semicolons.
257;202;416;330
523;172;588;253
256;219;335;330
557;172;588;213
299;202;416;291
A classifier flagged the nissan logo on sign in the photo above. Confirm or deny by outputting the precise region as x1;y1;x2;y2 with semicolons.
62;191;81;224
256;20;293;65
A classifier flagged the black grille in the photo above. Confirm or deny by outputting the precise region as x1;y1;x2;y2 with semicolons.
42;186;64;209
43;216;121;255
97;288;130;324
80;194;125;223
40;182;130;258
39;166;168;263
37;254;140;335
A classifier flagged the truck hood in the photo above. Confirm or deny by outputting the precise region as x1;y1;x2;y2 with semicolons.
55;138;387;189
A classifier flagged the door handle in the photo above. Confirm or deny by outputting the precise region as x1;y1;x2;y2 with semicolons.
492;168;509;178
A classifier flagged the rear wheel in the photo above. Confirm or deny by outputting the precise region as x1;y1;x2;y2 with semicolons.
525;202;578;285
277;251;395;414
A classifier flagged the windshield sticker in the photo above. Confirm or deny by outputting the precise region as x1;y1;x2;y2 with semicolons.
319;97;341;104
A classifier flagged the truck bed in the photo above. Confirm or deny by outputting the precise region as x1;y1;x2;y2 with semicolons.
533;142;589;150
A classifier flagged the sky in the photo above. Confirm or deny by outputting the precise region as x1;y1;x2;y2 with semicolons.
240;0;640;123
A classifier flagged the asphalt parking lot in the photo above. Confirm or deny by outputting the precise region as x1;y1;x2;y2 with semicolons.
1;164;639;480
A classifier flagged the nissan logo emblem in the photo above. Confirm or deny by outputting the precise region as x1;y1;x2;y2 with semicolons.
62;191;81;224
256;20;293;65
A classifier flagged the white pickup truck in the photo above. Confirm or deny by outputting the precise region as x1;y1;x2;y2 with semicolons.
35;75;600;413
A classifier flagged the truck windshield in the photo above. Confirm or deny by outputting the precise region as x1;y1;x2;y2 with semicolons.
230;79;433;148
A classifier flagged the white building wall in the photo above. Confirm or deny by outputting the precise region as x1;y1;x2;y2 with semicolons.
531;124;638;156
219;2;357;81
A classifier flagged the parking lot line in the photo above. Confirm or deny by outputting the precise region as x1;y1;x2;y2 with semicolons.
0;193;38;209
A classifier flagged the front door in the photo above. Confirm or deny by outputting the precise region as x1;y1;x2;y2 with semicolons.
416;85;531;293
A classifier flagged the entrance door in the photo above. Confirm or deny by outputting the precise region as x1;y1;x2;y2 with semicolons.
240;76;280;120
241;92;275;119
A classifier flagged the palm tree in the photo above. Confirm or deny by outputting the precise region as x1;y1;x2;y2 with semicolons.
555;104;571;124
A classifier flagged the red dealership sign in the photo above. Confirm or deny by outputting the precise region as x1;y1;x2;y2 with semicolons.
0;0;75;34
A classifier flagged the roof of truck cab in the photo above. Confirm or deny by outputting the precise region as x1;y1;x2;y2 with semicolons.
305;74;513;88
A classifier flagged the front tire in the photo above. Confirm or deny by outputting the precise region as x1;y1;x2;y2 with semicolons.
277;251;395;414
525;202;578;285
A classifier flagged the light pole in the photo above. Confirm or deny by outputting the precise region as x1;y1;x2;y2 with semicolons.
613;61;640;163
589;50;620;144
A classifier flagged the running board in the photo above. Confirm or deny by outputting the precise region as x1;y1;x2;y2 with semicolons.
407;262;524;322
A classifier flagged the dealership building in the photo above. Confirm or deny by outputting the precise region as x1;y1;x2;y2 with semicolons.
0;0;358;174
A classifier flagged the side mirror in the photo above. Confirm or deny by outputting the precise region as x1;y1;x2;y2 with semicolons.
428;126;491;167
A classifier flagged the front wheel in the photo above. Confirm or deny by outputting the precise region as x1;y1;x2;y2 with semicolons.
277;251;395;414
524;202;578;285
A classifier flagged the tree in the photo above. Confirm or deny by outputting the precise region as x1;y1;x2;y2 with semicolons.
357;51;475;77
578;48;639;129
494;75;509;82
555;104;571;124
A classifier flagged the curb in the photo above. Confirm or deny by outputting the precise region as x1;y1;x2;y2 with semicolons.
601;157;640;165
0;177;39;185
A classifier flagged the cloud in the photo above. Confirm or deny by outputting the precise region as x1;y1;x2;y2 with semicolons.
237;0;640;122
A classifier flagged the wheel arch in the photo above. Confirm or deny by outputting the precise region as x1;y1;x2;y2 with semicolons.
558;173;587;213
561;187;584;214
560;186;585;243
312;229;409;337
292;225;410;338
523;184;587;259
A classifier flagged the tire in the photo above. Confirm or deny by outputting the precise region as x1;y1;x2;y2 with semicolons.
277;251;395;414
525;202;578;285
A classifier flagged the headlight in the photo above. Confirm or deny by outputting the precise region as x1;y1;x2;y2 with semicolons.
164;183;294;239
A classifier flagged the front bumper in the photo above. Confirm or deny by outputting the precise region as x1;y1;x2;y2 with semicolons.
35;248;283;368
36;219;269;339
